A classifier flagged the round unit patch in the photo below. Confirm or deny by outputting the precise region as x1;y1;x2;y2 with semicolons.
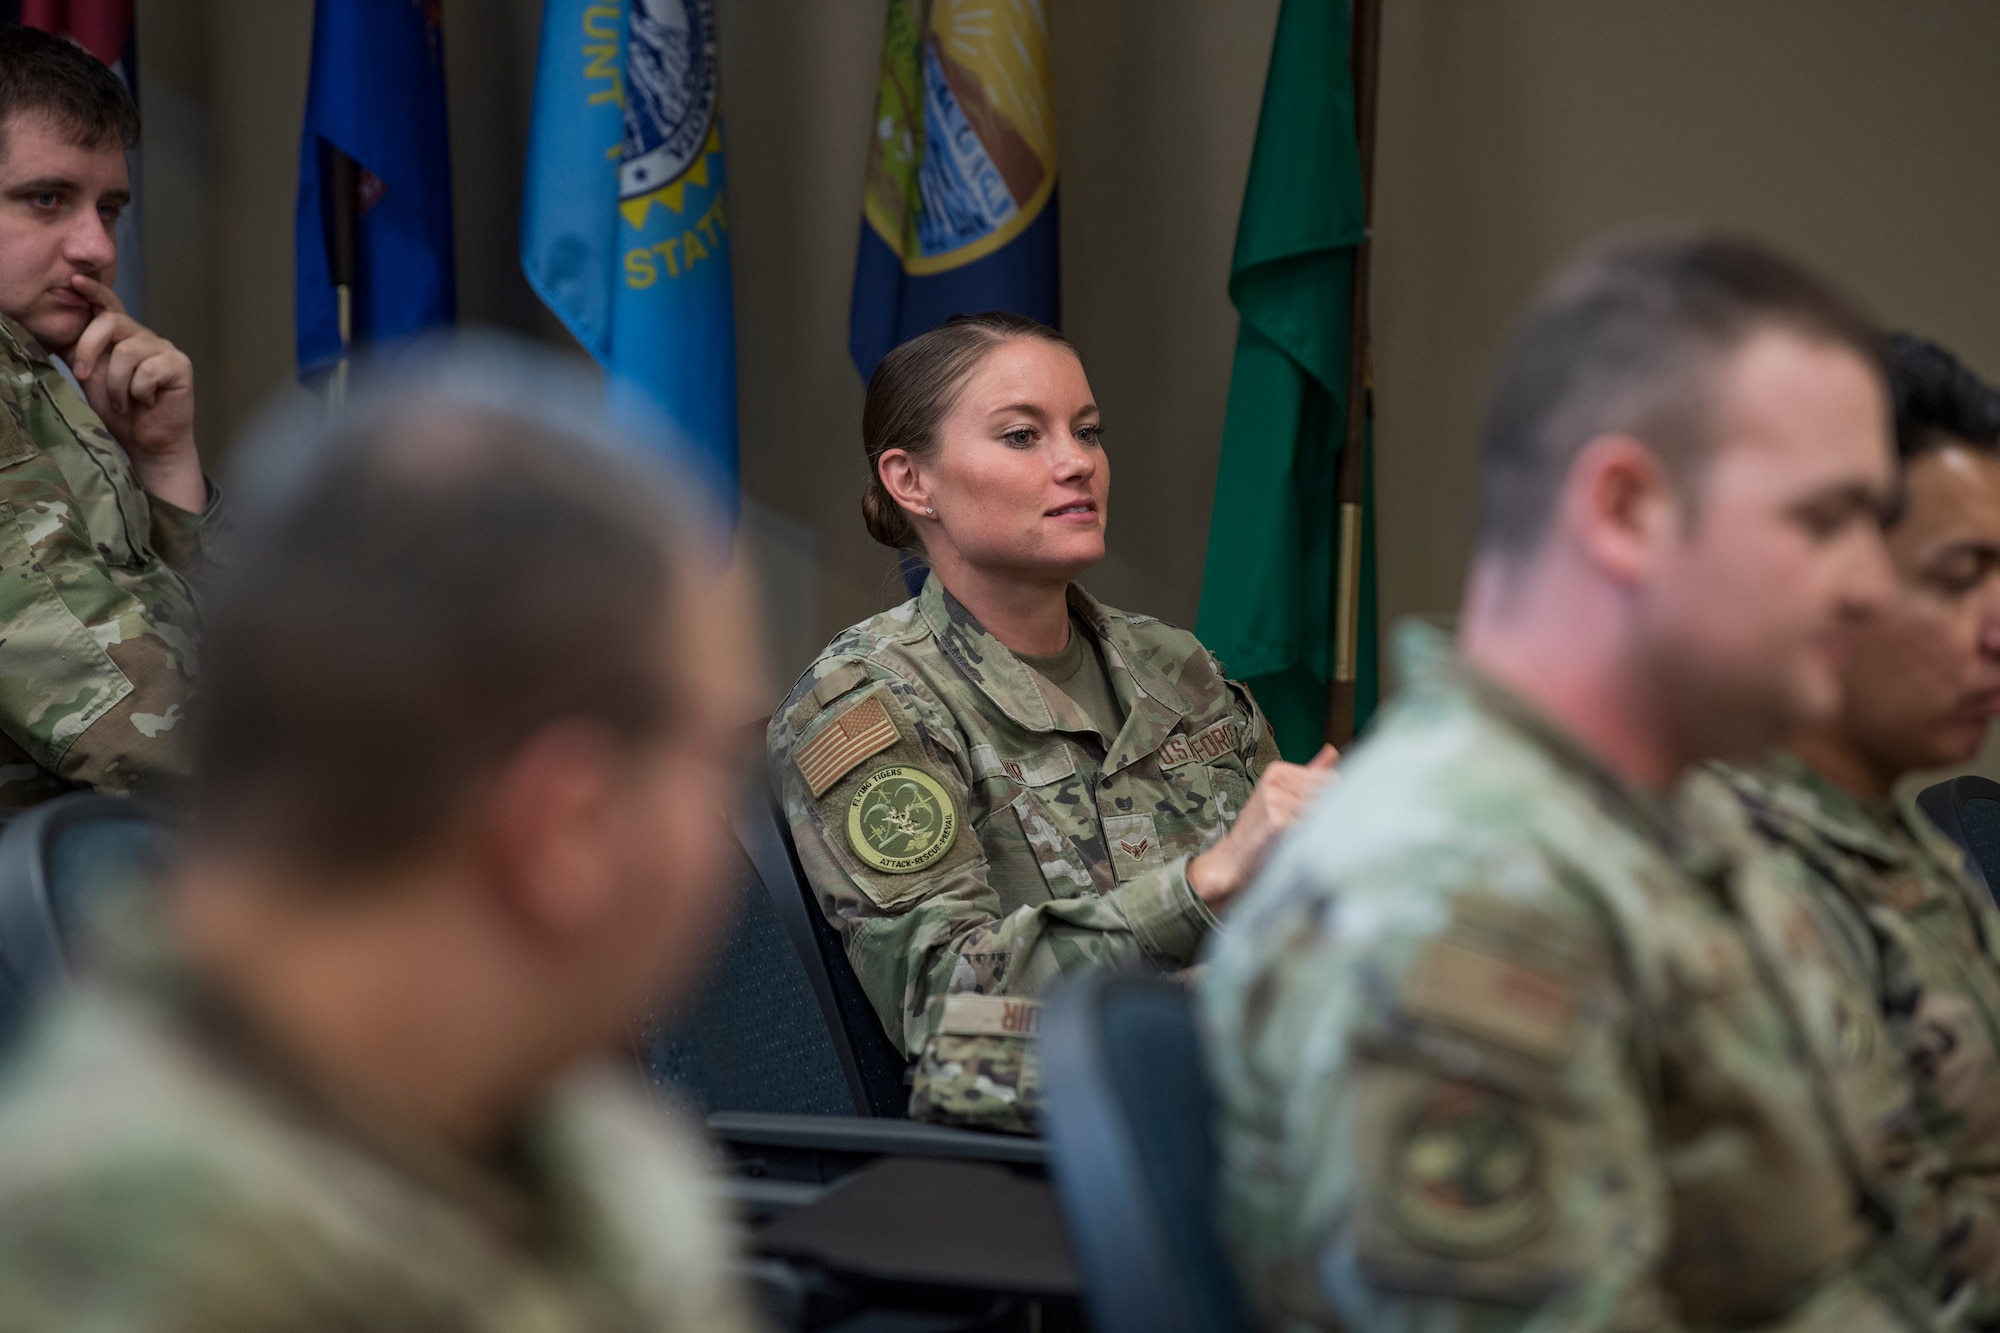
1385;1081;1547;1257
846;765;959;875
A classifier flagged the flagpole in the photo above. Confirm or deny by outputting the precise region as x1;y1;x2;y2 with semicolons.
1325;0;1383;747
327;146;359;412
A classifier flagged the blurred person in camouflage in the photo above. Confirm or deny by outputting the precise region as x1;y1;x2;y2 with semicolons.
0;349;766;1332
1690;331;2000;1319
1201;233;1944;1331
769;312;1336;1134
0;25;217;807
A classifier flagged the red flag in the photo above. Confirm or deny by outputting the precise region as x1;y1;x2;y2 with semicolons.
18;0;133;67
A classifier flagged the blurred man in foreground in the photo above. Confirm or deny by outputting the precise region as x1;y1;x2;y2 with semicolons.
0;352;766;1331
1202;234;1931;1330
0;25;219;806
1694;332;2000;1317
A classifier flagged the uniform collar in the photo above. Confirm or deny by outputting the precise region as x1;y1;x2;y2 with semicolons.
1735;749;1909;867
919;573;1190;775
95;900;587;1254
1751;748;1972;881
1396;619;1696;864
0;314;50;368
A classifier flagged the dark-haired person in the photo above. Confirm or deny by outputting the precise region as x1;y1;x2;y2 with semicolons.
0;24;213;807
769;312;1336;1132
0;352;764;1330
1689;333;2000;1319
1201;233;1937;1330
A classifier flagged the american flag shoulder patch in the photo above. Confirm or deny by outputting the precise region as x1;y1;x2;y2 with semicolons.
796;692;901;797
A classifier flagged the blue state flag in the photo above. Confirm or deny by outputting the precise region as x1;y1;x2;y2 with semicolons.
295;0;456;376
849;0;1060;380
523;0;738;505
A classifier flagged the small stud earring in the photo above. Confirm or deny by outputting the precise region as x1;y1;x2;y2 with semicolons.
925;506;936;516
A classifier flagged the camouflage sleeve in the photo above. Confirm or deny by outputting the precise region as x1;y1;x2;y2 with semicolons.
146;480;221;578
1218;658;1282;779
0;1150;390;1331
771;657;1211;1129
1202;849;1920;1333
0;427;197;796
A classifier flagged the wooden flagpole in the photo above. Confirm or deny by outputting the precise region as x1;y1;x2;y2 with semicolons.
327;146;360;412
1325;0;1383;746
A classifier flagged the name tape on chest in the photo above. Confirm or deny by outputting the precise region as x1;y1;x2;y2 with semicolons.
1001;744;1078;788
796;692;900;797
935;993;1044;1039
1157;718;1238;770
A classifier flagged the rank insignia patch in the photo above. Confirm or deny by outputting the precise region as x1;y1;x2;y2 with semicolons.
847;765;959;874
1386;1081;1547;1257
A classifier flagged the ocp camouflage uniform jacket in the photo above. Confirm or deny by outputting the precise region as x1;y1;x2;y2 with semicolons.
770;574;1278;1133
1201;623;1930;1333
0;936;765;1331
0;315;211;807
1695;752;2000;1323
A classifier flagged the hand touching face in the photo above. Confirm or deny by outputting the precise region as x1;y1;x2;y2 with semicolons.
66;274;194;462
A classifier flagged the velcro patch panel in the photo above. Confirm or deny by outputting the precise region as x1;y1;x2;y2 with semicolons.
1401;940;1577;1063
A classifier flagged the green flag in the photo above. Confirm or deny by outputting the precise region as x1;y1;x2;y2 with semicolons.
1196;0;1375;760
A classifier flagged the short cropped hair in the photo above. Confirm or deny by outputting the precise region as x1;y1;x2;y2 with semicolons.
1476;232;1884;561
195;342;712;873
0;25;138;158
1885;332;2000;462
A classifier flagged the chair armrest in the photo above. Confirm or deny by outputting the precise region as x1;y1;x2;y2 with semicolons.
709;1111;1046;1184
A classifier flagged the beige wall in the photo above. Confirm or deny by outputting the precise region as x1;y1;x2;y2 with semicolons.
133;1;2000;717
1373;1;2000;656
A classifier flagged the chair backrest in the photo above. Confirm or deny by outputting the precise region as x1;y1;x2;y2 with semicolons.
1039;971;1256;1333
1917;774;2000;903
0;793;179;1042
731;752;910;1117
636;837;859;1116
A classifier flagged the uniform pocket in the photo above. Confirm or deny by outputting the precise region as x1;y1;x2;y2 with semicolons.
1103;812;1166;881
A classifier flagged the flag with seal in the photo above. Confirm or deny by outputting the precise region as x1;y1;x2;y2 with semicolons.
522;0;738;507
848;0;1059;380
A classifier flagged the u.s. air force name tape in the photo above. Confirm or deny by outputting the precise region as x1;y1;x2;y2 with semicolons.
932;993;1043;1039
1157;718;1237;770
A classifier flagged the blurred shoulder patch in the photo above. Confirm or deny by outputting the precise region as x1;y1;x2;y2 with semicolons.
1402;939;1577;1063
796;689;900;797
1386;1080;1548;1256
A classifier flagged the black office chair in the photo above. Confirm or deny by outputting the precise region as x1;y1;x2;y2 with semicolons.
732;751;912;1117
1917;774;2000;903
640;751;1047;1187
0;793;179;1043
1040;970;1257;1333
638;838;859;1118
